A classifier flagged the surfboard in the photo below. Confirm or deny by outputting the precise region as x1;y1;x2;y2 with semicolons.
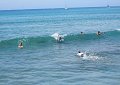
18;45;23;49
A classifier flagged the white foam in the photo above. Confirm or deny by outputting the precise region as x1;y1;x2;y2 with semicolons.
80;53;101;61
77;52;84;57
51;33;67;41
51;33;59;40
116;29;120;31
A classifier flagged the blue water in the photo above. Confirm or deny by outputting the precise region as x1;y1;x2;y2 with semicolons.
0;7;120;85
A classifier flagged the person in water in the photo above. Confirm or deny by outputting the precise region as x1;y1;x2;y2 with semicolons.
96;31;101;35
59;36;62;41
57;34;63;42
80;32;83;35
77;51;84;57
18;40;23;48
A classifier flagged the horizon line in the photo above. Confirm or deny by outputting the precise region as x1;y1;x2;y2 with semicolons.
0;5;120;11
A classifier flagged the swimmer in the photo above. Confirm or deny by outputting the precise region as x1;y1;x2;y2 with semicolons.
96;31;101;35
80;32;83;35
18;40;23;49
77;51;84;57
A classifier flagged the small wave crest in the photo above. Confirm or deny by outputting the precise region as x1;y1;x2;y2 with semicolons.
116;29;120;31
0;30;119;48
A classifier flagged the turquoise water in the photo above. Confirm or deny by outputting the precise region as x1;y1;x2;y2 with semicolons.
0;7;120;85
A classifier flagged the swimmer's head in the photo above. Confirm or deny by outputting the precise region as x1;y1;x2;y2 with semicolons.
81;32;83;34
98;31;100;33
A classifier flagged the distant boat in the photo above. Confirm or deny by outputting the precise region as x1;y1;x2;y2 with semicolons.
65;7;68;10
64;0;68;10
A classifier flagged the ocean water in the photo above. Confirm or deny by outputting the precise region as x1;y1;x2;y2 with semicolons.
0;7;120;85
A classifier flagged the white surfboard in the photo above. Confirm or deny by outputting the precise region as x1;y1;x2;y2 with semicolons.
18;45;23;49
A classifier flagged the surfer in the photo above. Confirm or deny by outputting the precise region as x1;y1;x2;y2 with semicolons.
58;35;62;42
77;51;84;57
56;34;64;42
18;40;23;49
96;31;101;35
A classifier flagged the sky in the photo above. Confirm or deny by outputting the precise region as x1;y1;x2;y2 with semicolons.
0;0;120;10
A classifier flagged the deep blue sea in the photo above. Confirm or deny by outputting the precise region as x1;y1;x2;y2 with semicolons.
0;7;120;85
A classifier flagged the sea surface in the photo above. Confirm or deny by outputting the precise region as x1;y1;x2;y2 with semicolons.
0;7;120;85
